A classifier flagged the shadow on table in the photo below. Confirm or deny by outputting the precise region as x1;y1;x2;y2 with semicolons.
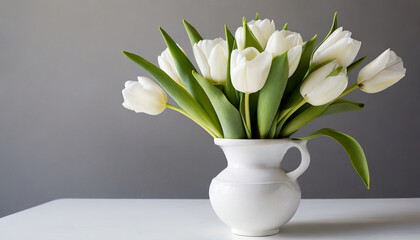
231;209;420;239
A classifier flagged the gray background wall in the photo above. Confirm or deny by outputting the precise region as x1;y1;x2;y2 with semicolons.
0;0;419;217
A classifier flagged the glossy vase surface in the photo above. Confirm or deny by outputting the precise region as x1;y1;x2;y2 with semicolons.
209;138;310;237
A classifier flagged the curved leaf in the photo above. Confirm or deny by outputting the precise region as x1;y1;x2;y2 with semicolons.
193;71;246;139
224;25;239;107
347;56;366;73
305;58;336;78
257;53;288;138
280;98;365;137
159;27;222;133
183;19;203;47
313;12;338;54
298;128;370;189
280;103;329;138
122;51;222;137
319;99;365;117
243;17;264;52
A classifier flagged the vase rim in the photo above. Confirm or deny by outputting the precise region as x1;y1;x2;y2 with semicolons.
214;138;294;146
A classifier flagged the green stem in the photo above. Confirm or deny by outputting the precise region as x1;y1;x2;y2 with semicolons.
276;98;307;137
244;93;252;138
338;83;359;99
166;103;219;138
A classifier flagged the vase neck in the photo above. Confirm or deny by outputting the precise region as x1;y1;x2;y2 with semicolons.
215;139;294;169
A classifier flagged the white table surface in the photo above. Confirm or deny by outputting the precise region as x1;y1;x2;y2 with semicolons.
0;198;419;240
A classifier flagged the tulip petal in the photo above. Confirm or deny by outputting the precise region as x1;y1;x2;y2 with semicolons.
193;44;211;79
208;44;228;82
121;77;167;115
300;62;348;106
287;45;302;77
313;27;361;67
357;49;406;93
359;69;405;93
235;27;245;50
357;49;390;84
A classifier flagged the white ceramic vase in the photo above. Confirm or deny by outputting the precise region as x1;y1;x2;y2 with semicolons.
209;138;310;237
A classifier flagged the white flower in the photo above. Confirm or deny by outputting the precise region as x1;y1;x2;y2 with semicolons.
357;49;406;93
193;38;228;83
158;47;185;86
313;27;361;67
300;62;348;106
122;76;167;115
230;47;272;93
265;30;304;77
235;19;276;50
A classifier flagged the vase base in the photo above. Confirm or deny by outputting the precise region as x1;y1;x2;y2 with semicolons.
231;228;279;237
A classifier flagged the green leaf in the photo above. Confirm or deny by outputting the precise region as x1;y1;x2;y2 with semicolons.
255;12;259;20
313;12;338;54
347;56;366;73
298;128;370;189
192;71;246;139
305;58;336;78
267;121;277;138
182;19;203;47
279;103;330;138
284;35;317;97
283;22;288;30
328;12;338;37
279;98;365;138
243;17;264;52
257;53;289;138
159;27;222;133
224;25;239;107
327;66;343;77
122;51;222;137
319;99;365;117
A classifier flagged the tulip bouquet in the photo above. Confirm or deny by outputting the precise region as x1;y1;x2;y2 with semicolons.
121;13;406;188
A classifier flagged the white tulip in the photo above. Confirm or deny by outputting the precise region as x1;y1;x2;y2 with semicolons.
230;47;272;93
122;76;167;115
193;38;228;83
313;27;361;67
357;49;406;93
235;19;276;50
158;47;185;86
265;30;304;77
300;62;348;106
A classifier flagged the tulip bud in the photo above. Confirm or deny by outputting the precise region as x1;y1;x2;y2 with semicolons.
265;30;304;77
122;76;167;115
357;49;406;93
313;27;361;67
230;47;272;93
300;62;348;106
235;19;276;50
193;38;228;83
158;47;185;86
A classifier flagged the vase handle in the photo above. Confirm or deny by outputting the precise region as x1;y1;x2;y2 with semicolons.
286;140;310;180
